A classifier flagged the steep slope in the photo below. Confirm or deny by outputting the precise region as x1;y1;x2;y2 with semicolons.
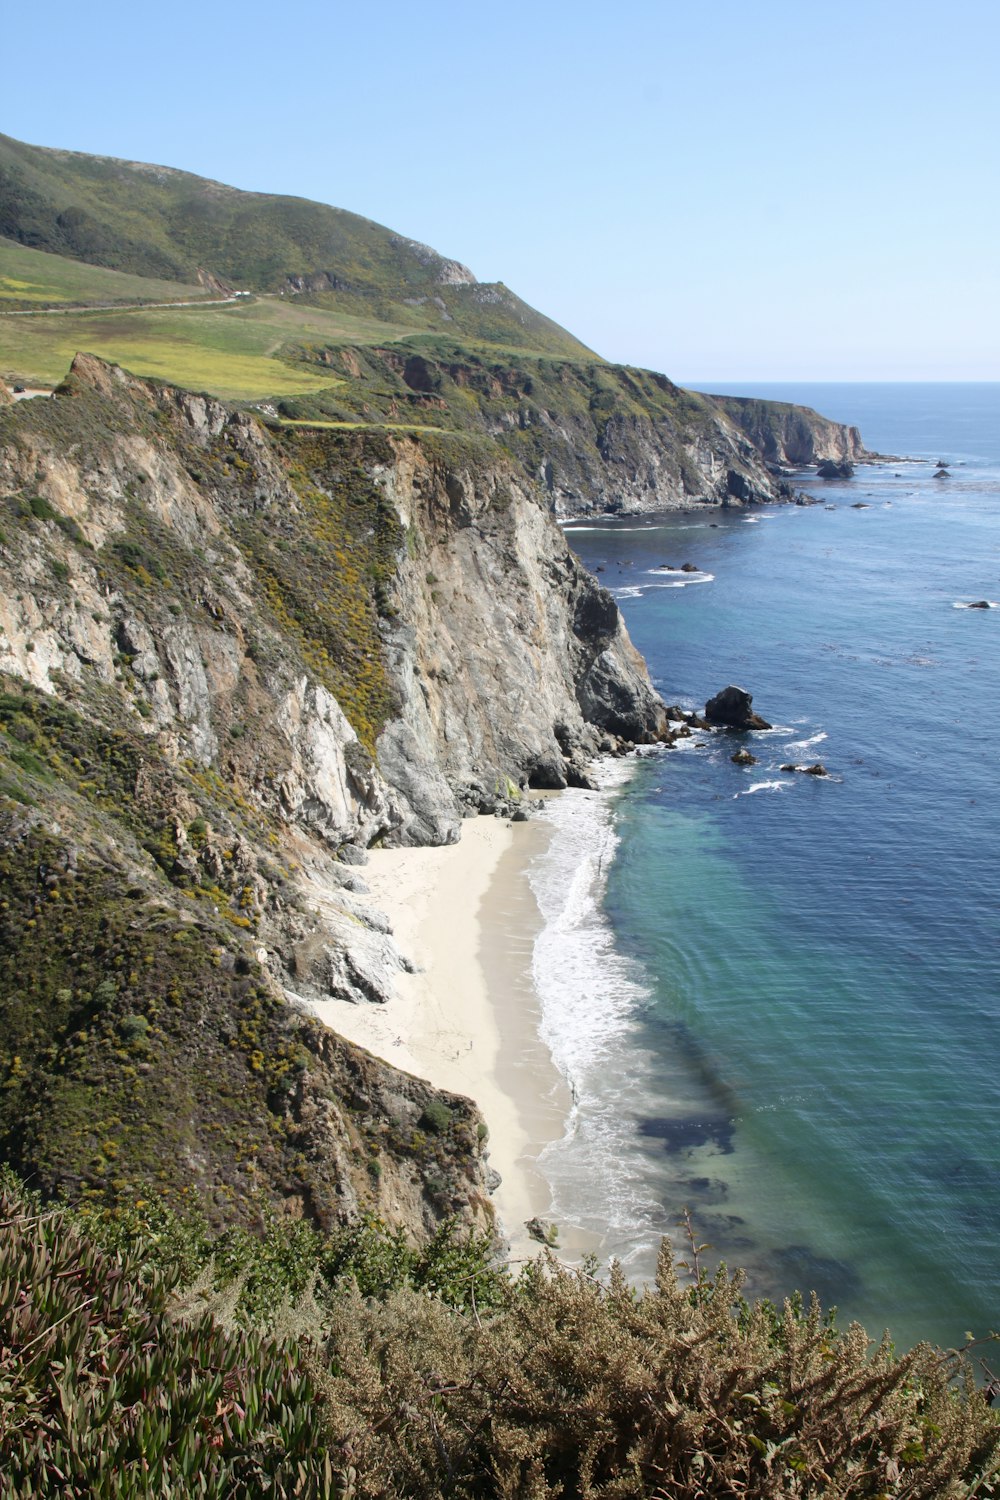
0;355;666;1230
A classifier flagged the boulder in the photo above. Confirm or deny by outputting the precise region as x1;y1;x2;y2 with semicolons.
968;600;991;610
781;762;829;777
525;1216;559;1246
817;460;854;479
705;685;771;731
731;748;758;766
680;562;700;573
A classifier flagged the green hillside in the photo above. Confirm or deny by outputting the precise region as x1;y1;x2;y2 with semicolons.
0;132;592;364
0;235;212;308
0;267;414;399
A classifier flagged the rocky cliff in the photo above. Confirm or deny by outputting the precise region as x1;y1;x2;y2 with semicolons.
275;348;869;518
0;355;667;1237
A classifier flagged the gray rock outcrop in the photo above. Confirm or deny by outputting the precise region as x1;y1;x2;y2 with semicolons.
817;460;855;479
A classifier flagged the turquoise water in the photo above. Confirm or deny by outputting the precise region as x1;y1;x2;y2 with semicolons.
544;384;1000;1350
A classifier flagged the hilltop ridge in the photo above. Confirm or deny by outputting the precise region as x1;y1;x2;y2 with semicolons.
0;132;592;357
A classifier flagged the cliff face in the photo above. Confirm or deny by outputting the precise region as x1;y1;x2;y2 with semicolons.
702;394;869;467
373;436;666;843
0;356;666;1235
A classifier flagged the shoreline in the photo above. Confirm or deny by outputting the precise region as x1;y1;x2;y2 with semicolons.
310;811;574;1262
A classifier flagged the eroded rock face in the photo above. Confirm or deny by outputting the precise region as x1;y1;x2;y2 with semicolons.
372;439;668;843
705;686;772;731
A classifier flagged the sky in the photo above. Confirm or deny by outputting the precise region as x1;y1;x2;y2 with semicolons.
4;0;998;381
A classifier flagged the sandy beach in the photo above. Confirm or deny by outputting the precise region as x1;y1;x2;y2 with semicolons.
310;811;573;1261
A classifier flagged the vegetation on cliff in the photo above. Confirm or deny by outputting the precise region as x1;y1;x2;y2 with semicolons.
0;682;485;1233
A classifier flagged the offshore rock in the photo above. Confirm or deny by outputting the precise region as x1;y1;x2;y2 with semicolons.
526;1216;558;1246
705;685;772;731
817;459;855;479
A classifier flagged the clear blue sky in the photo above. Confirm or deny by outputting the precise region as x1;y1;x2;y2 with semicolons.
5;0;997;380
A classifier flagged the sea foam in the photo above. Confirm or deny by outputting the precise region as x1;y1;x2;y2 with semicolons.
528;764;670;1252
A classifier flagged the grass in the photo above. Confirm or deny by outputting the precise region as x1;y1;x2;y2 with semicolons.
0;297;388;399
0;235;209;308
0;284;595;402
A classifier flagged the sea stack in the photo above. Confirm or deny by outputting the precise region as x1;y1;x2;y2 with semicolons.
705;685;772;730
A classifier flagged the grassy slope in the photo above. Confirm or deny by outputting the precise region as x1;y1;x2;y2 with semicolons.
0;235;211;307
0;289;404;398
0;132;593;375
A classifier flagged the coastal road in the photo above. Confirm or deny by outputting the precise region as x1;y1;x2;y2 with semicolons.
0;293;254;318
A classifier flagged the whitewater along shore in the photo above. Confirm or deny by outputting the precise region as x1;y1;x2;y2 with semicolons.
310;811;580;1261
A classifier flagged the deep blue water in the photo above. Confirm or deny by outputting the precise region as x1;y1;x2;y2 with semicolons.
549;384;1000;1349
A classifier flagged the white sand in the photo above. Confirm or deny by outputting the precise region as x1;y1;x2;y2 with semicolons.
310;813;573;1260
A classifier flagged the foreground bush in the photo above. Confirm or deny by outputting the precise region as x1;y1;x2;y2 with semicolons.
2;1176;998;1497
323;1254;1000;1498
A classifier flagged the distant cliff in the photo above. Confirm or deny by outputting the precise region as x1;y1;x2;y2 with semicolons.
702;394;869;467
275;347;870;518
0;356;667;1235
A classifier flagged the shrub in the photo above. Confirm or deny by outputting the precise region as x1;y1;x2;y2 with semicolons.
113;538;167;581
0;1184;336;1497
322;1250;1000;1498
118;1013;149;1042
3;1174;997;1498
27;494;57;522
418;1099;454;1135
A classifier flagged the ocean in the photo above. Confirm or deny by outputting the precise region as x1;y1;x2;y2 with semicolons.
528;383;1000;1351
